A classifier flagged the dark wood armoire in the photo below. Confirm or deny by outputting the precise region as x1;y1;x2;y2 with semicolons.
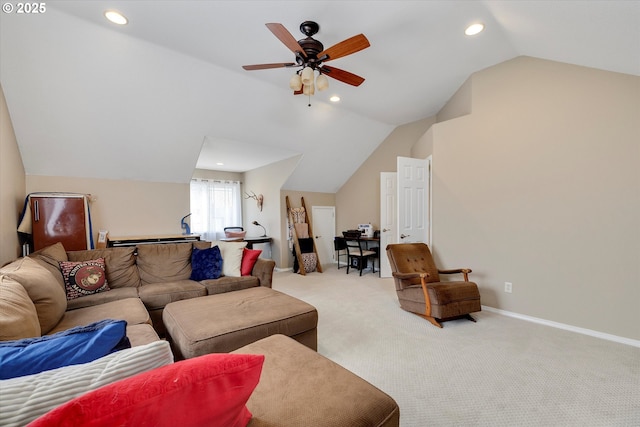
28;194;92;251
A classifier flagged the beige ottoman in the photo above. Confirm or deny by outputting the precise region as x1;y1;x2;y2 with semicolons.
163;287;318;359
234;334;400;427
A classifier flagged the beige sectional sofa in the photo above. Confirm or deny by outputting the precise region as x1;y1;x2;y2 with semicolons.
0;240;275;343
0;241;400;427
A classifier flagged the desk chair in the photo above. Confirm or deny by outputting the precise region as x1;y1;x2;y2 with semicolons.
224;227;246;239
343;231;377;276
334;237;348;269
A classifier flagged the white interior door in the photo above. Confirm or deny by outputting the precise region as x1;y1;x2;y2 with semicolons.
311;205;335;268
380;172;397;277
397;156;430;244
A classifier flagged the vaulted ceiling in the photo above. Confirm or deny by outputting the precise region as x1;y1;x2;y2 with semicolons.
2;1;638;192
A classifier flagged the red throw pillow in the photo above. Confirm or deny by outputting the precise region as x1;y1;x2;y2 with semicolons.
27;353;265;427
241;248;262;276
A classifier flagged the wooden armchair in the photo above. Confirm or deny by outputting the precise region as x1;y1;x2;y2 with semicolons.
386;243;481;328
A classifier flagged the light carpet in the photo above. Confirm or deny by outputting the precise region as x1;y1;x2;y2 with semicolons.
273;266;640;427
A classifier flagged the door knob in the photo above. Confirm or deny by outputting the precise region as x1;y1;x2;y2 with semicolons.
382;228;389;232
400;234;410;239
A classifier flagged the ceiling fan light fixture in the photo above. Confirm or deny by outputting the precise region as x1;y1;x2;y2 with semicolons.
289;73;302;91
303;83;315;96
301;66;314;85
465;23;484;36
316;74;329;91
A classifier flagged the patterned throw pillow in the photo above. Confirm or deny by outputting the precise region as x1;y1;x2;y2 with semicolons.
190;246;223;281
59;258;110;300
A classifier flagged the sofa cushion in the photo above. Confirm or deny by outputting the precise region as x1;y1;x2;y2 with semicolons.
241;248;262;276
67;247;140;288
136;243;192;285
0;319;130;380
59;258;110;300
190;246;223;281
0;275;41;341
0;340;173;427
28;242;68;290
126;323;161;347
137;280;207;310
216;241;248;277
66;287;139;311
47;297;151;334
201;275;259;295
1;257;67;334
28;353;265;427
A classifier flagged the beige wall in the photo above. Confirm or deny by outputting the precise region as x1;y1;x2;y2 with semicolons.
335;116;436;233
0;84;26;265
25;176;189;242
244;155;301;268
425;56;639;340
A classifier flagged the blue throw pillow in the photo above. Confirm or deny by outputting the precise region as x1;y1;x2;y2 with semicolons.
190;246;223;281
0;319;130;380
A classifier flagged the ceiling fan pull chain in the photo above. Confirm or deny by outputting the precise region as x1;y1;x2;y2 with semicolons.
308;94;311;107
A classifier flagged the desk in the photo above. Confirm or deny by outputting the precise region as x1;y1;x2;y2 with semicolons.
242;236;272;250
360;237;380;277
335;236;380;276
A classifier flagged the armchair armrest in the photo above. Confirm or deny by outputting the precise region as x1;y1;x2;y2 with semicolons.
392;272;429;290
438;268;472;281
392;272;429;280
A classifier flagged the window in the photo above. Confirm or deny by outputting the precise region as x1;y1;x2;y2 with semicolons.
190;179;242;241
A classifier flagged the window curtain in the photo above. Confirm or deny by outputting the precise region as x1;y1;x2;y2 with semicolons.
190;179;242;242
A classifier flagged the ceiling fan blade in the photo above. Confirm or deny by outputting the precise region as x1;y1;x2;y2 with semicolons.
293;89;303;95
317;34;370;61
242;63;296;70
320;65;365;87
265;23;307;58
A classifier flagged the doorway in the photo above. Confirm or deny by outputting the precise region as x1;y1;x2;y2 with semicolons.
379;156;431;278
311;205;336;269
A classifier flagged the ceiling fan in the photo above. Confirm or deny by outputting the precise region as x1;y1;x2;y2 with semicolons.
242;21;370;97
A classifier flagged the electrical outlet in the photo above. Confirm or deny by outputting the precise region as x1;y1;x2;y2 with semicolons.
504;282;513;293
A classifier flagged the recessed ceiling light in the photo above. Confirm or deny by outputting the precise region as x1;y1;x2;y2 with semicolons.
216;162;224;166
104;10;128;25
329;95;340;103
465;23;484;36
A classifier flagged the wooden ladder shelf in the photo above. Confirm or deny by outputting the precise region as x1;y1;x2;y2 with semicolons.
286;196;323;275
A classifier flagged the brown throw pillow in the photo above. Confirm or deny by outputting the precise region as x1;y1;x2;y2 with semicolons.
2;257;67;334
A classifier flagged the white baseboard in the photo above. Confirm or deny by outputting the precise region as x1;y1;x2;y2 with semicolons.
482;305;640;348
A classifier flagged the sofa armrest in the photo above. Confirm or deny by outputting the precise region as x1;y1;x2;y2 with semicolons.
252;258;275;288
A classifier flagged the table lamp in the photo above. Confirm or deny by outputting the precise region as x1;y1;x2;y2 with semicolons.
252;221;267;237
